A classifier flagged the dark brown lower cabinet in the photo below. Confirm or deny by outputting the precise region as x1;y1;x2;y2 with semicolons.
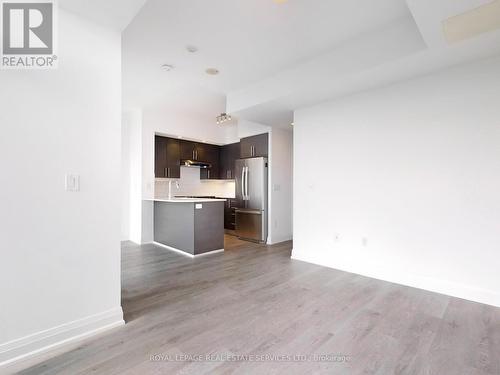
224;199;237;231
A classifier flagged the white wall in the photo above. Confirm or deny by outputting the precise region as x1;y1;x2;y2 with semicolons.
0;10;123;365
237;120;271;139
122;109;143;244
293;56;500;307
268;129;294;244
121;117;130;241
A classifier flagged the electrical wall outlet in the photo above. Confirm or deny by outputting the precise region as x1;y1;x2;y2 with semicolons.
65;174;80;192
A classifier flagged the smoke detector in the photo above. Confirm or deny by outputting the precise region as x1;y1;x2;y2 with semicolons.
161;64;174;71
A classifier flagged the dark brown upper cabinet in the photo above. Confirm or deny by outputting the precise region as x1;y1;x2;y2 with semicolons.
194;143;207;162
155;136;167;178
154;136;181;178
219;142;240;180
240;133;268;158
157;137;249;180
180;140;209;162
200;144;220;180
180;140;197;161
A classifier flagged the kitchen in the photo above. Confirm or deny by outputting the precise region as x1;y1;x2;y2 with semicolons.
151;132;270;257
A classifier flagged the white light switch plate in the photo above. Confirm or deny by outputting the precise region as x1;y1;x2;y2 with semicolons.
195;203;203;209
65;174;80;192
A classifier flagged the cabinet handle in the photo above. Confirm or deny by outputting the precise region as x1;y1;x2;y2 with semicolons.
165;168;168;178
196;150;198;160
208;170;210;179
192;150;195;160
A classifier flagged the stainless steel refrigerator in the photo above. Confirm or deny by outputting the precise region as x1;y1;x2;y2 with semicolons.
235;157;268;243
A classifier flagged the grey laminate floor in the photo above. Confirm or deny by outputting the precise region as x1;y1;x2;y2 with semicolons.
10;236;500;375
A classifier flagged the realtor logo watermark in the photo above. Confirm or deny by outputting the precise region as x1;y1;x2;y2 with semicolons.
1;0;57;69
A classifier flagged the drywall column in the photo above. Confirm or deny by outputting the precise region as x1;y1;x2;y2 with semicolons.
122;109;143;243
0;9;123;364
268;128;293;244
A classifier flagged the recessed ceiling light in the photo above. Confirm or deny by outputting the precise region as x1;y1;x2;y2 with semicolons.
205;68;219;76
443;0;500;44
290;122;294;126
186;45;198;53
161;64;174;71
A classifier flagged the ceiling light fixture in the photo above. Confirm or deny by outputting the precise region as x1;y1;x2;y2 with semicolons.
206;68;220;76
216;113;232;125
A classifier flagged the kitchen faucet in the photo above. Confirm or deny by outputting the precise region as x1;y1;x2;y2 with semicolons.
168;180;180;199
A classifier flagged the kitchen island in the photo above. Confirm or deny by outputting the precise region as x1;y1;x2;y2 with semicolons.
150;198;226;257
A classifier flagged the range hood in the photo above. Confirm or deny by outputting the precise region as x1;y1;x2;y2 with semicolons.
182;160;211;169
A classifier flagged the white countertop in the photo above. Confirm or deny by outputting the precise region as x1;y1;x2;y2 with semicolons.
146;198;227;203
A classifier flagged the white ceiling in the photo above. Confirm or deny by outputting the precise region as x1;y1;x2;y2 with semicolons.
119;0;500;127
59;0;147;31
122;0;410;114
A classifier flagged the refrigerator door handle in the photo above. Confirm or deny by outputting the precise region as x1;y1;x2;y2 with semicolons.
241;167;246;200
235;209;262;214
245;166;249;200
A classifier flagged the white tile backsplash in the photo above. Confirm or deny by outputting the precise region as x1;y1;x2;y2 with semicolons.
155;166;236;198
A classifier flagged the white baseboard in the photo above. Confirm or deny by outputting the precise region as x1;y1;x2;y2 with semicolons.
151;242;224;258
267;235;293;245
0;307;124;367
291;251;500;308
